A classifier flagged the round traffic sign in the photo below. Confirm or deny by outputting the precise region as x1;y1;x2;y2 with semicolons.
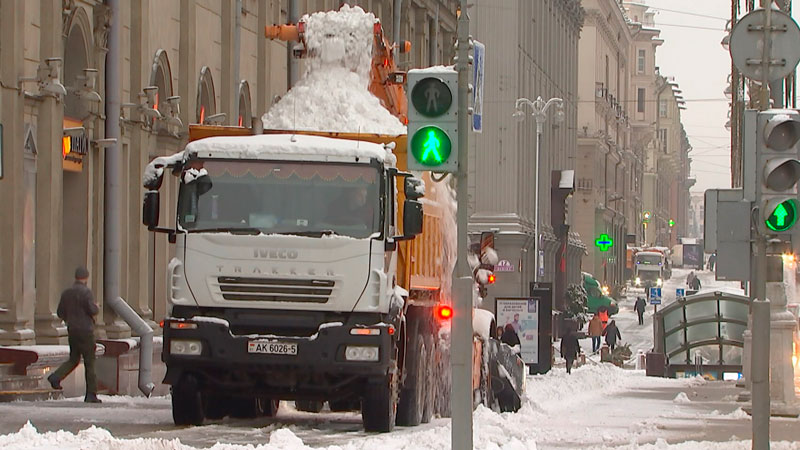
410;77;453;118
729;8;800;82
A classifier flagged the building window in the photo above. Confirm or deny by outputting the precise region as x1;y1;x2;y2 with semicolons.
659;99;668;118
658;128;668;152
150;50;173;116
196;66;216;124
637;49;646;74
637;88;646;113
237;80;252;127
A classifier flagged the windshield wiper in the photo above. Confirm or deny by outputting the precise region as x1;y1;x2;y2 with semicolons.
188;227;262;235
277;230;337;237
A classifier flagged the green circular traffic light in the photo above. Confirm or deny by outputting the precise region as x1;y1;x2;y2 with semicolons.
765;199;798;232
410;126;452;167
410;77;453;117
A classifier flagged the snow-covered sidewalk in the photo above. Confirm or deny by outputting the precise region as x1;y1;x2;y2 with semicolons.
1;363;799;449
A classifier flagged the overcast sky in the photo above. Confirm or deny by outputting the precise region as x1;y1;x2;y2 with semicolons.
644;0;734;194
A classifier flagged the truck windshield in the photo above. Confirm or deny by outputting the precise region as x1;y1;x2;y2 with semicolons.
636;254;662;265
177;160;381;239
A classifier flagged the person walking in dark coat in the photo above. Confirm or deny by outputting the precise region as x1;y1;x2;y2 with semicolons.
500;323;521;349
560;329;580;374
587;314;603;353
47;267;102;403
690;275;701;291
602;319;621;350
634;296;647;326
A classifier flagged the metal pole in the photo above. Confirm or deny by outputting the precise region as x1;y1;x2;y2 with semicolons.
451;1;473;448
233;0;242;120
104;0;123;336
752;239;771;450
751;5;773;449
534;121;542;282
288;0;300;89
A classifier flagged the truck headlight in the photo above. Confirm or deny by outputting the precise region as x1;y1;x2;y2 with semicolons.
170;339;203;356
657;278;663;286
635;277;641;286
345;346;379;362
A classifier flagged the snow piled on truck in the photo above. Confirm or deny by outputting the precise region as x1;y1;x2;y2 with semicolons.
261;5;406;135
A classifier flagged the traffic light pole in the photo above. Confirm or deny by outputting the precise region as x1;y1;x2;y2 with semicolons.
451;0;473;448
751;6;772;449
751;235;770;450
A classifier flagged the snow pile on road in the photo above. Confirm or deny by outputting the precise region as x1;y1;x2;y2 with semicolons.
261;6;406;135
673;392;691;403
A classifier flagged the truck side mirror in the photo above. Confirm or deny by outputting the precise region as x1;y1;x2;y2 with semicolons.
403;199;423;237
404;177;425;200
143;191;160;228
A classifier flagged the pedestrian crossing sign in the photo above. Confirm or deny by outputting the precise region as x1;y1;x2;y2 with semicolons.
676;288;685;298
648;287;662;305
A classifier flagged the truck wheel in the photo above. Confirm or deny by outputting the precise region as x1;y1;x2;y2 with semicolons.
295;400;324;413
361;371;398;432
329;398;359;412
421;335;435;424
262;399;280;417
172;376;205;426
396;335;426;426
202;393;230;420
229;396;262;419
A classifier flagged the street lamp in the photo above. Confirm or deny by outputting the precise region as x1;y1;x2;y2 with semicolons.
514;96;565;282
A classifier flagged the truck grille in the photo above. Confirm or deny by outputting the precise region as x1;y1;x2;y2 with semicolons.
216;277;335;303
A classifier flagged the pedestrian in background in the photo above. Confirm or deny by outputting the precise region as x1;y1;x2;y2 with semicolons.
560;328;580;374
587;314;603;353
597;306;609;330
500;323;521;349
47;266;102;404
602;319;621;351
690;275;701;291
634;296;647;326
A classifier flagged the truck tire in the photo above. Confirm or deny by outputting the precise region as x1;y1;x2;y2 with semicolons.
361;370;398;432
262;399;280;417
295;400;324;413
202;393;230;420
329;397;359;412
421;334;435;424
229;396;262;419
396;335;426;426
172;375;205;426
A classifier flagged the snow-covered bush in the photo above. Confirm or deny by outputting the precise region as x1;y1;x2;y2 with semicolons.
563;283;588;329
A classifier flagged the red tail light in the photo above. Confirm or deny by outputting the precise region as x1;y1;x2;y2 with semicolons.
436;305;454;321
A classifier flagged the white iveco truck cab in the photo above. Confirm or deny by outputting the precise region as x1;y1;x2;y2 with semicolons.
142;134;427;432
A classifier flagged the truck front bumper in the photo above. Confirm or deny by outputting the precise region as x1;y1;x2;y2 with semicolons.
161;306;397;399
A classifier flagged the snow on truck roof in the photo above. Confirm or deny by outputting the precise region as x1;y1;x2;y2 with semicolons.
142;134;395;189
185;133;394;163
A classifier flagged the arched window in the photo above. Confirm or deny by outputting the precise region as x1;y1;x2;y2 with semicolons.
196;67;216;124
237;80;252;127
149;50;174;115
64;15;91;120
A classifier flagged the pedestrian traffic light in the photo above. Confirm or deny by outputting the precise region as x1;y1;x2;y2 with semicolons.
756;110;800;236
407;68;458;172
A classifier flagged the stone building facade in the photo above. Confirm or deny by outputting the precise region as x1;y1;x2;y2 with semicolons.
575;0;634;289
467;0;585;308
0;0;459;345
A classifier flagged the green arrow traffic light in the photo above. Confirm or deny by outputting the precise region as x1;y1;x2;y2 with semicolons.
766;199;799;232
410;126;452;167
